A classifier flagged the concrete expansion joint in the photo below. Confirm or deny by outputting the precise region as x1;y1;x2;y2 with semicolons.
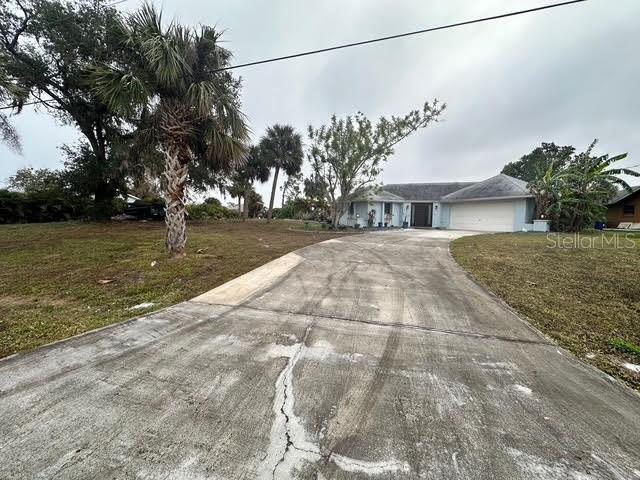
192;301;552;347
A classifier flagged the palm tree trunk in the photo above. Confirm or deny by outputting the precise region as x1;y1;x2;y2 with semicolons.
267;165;280;223
281;176;287;207
243;185;250;221
163;146;189;258
238;197;241;212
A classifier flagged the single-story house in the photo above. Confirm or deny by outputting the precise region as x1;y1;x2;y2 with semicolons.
606;186;640;228
339;174;536;232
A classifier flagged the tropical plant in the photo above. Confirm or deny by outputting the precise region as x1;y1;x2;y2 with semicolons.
527;161;561;221
308;100;445;228
556;140;637;231
92;4;249;256
0;0;130;219
259;124;304;222
527;140;638;231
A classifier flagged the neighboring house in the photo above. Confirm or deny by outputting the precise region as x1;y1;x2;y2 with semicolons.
606;186;640;227
340;174;536;232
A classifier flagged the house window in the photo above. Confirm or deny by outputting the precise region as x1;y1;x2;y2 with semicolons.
623;205;635;216
384;202;392;214
349;202;355;215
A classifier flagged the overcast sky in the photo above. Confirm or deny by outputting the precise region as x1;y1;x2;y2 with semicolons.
1;0;639;207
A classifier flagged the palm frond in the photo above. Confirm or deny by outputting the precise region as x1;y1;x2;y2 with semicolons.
91;66;150;113
140;32;191;89
186;81;218;116
127;2;163;38
203;124;248;170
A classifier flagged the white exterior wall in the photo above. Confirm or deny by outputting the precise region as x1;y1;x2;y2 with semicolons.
401;203;411;226
339;201;369;227
339;201;405;227
432;202;442;228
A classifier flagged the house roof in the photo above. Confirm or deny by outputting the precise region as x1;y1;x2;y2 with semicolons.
382;182;476;201
608;186;640;205
440;174;533;202
352;189;406;202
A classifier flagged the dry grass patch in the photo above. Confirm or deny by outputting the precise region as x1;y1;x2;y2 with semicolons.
451;232;640;390
0;220;352;357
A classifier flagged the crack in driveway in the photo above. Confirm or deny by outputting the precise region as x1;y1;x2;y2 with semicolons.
259;323;411;479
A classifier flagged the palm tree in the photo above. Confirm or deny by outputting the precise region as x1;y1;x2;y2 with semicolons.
259;124;303;222
234;146;270;220
92;4;249;257
226;181;245;213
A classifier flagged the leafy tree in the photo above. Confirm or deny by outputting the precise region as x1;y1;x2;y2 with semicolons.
281;171;303;206
5;167;90;222
61;142;127;216
308;100;445;228
92;4;249;257
502;143;574;183
303;171;330;220
7;167;64;194
245;188;265;218
259;124;303;223
0;0;128;219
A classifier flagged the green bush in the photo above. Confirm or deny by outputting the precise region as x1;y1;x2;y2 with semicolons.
186;201;239;221
0;189;90;224
276;198;316;220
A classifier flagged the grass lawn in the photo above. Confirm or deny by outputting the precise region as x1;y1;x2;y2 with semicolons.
0;219;351;358
451;232;640;389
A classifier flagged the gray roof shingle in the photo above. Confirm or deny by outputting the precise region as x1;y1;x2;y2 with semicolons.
608;186;640;205
440;174;533;202
352;189;405;202
382;182;475;201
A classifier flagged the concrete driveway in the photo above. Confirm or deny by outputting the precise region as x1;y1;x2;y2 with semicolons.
1;229;639;479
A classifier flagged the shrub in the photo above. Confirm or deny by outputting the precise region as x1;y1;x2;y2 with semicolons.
186;201;239;221
0;189;90;224
276;198;316;220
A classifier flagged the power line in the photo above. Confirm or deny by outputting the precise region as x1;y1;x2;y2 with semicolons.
213;0;587;72
1;0;588;110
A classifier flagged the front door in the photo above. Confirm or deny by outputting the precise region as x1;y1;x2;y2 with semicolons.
412;203;433;227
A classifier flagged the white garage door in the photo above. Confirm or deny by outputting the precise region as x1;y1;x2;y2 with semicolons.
449;201;516;232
